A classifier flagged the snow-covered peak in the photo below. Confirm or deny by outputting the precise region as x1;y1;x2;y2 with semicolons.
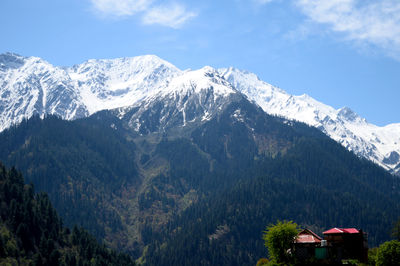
0;52;27;70
220;67;257;83
0;53;72;85
157;66;235;99
117;66;240;134
337;107;366;124
67;55;182;114
0;53;49;74
220;67;287;95
221;66;348;127
70;55;179;78
0;53;87;132
219;67;292;113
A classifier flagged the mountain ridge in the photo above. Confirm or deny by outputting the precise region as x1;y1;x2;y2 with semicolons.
220;67;400;175
1;52;399;175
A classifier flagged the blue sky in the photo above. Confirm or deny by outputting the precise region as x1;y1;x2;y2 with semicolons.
1;0;399;126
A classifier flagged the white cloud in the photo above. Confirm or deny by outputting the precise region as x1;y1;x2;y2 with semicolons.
142;3;197;29
90;0;153;17
90;0;196;28
296;0;400;59
254;0;275;4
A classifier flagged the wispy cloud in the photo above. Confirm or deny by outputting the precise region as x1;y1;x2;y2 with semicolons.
90;0;153;17
142;3;197;29
90;0;196;28
296;0;400;59
254;0;400;59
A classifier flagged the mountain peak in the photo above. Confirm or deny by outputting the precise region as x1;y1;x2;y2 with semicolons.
338;107;365;123
199;65;217;74
0;52;27;70
222;67;260;80
73;54;180;73
187;66;225;81
0;52;25;59
66;55;182;114
159;66;236;99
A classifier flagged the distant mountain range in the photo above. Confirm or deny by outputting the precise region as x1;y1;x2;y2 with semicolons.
1;52;399;175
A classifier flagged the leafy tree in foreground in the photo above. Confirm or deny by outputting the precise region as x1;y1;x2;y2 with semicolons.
262;220;299;265
367;247;378;266
375;240;400;266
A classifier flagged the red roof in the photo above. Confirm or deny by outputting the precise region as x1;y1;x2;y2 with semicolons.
323;228;360;234
294;229;322;243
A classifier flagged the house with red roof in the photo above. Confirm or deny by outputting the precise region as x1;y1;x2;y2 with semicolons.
295;229;322;244
323;227;368;263
293;229;323;260
292;227;368;263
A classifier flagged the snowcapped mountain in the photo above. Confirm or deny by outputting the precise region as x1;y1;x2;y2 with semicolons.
0;53;182;132
220;67;400;175
0;52;239;135
67;55;181;114
1;52;399;175
114;66;241;134
0;53;87;131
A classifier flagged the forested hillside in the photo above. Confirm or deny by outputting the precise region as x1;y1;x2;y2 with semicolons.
0;99;399;265
0;114;139;242
145;137;400;265
0;162;135;265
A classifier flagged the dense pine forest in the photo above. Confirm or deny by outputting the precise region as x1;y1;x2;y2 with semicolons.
0;114;140;243
0;162;135;265
0;100;399;265
144;137;400;265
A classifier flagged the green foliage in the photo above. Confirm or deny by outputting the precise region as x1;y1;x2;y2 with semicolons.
376;240;400;266
263;221;299;264
0;162;135;265
367;247;378;266
392;219;400;241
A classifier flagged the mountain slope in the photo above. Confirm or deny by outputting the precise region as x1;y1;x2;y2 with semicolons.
220;67;400;175
0;115;140;246
0;53;87;131
142;99;400;265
